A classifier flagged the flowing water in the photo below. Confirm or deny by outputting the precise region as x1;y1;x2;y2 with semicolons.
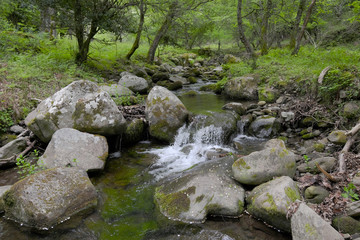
0;91;290;239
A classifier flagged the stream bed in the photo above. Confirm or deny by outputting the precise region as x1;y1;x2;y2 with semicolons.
0;93;291;240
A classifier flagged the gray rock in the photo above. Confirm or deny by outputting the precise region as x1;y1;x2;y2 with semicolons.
9;125;25;134
154;157;245;223
258;86;279;103
213;66;223;72
0;137;28;167
353;173;360;186
169;75;188;84
118;73;149;94
249;116;280;138
25;80;126;143
346;201;360;217
152;71;170;83
343;101;360;119
122;119;146;145
333;215;360;235
0;185;11;212
291;203;344;240
38;128;108;172
281;112;295;122
145;86;188;143
232;139;297;185
328;130;347;145
222;102;246;115
3;167;97;230
132;66;148;78
246;176;301;232
258;101;266;106
100;84;134;97
297;157;336;173
223;77;258;100
304;186;329;204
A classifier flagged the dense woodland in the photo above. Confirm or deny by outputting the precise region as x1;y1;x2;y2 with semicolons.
1;0;360;128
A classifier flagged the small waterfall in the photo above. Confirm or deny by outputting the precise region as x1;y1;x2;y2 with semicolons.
148;118;231;180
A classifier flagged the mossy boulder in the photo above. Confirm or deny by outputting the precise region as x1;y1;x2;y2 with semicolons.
258;86;280;103
223;77;259;100
0;185;11;212
154;157;245;223
249;115;281;138
291;203;343;240
222;102;246;115
3;167;98;230
145;86;188;143
246;176;301;232
122;118;146;146
232;139;297;185
304;186;329;204
328;130;347;145
38;128;108;172
343;101;360;119
333;215;360;235
25;80;126;143
152;71;170;83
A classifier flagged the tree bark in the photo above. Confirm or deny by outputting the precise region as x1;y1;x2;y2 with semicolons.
147;2;178;63
291;0;317;55
126;0;146;60
237;0;255;58
260;0;272;55
289;0;306;49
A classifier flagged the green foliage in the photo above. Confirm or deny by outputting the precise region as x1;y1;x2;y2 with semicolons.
319;65;358;102
112;93;144;106
0;109;14;133
16;151;44;179
342;182;359;202
303;155;311;172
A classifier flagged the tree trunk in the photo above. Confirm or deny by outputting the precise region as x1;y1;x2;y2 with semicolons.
237;0;255;58
292;0;317;55
147;2;178;63
289;0;306;49
260;0;272;55
126;0;146;60
74;0;85;64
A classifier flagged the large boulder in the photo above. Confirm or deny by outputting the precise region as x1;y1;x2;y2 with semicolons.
249;115;280;138
3;167;98;230
154;157;245;223
0;137;28;167
223;77;258;100
0;185;11;212
25;80;126;143
291;203;344;240
246;176;301;232
145;86;188;143
232;139;297;185
118;72;149;94
38;128;108;172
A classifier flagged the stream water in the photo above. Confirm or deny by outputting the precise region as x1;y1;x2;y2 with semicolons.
0;88;291;239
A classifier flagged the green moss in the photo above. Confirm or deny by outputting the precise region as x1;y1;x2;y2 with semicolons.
313;143;325;152
285;162;295;170
305;223;316;236
263;193;277;213
285;187;300;203
302;133;315;139
277;136;288;143
238;200;244;214
205;203;222;213
154;186;195;219
233;158;251;169
3;191;15;208
196;195;205;203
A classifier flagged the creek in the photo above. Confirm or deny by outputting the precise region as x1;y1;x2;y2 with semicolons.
0;89;291;239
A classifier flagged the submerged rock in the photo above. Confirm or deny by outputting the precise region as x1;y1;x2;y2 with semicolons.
38;128;108;172
3;167;98;230
122;118;146;146
145;86;188;143
291;203;344;240
223;77;258;100
25;80;126;143
232;139;297;185
249;115;280;138
246;176;301;232
154;157;245;223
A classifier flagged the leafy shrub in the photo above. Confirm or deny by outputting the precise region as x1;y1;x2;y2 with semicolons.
0;109;13;133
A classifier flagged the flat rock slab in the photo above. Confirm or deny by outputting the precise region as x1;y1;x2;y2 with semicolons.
291;203;344;240
0;137;29;168
3;167;97;230
39;128;108;172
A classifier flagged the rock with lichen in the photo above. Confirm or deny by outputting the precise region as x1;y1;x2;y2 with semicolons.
38;128;108;172
145;86;188;143
118;72;149;94
154;157;245;223
328;130;347;145
223;76;258;100
249;115;281;138
232;139;297;185
246;176;301;232
3;167;97;230
25;80;126;143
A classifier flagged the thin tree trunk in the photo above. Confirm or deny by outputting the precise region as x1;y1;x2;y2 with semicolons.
292;0;316;55
289;0;306;49
260;0;272;55
126;0;146;60
147;2;177;63
237;0;255;58
74;0;85;64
